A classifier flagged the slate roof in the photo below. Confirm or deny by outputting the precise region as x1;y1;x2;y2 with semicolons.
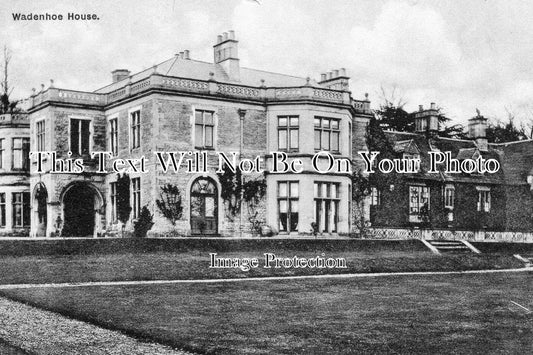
381;131;506;185
95;57;320;94
494;139;533;185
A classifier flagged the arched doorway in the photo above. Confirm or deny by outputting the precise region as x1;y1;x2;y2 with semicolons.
34;183;48;237
61;183;101;237
190;177;218;235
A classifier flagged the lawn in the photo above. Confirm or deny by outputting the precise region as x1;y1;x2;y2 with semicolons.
1;272;532;354
0;250;523;285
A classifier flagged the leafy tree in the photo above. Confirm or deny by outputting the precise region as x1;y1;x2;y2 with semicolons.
217;162;266;234
116;173;131;235
217;162;242;219
134;206;154;238
375;87;467;138
486;116;528;143
156;183;183;226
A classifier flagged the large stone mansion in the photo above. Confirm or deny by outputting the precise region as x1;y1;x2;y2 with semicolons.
1;31;532;239
23;31;372;237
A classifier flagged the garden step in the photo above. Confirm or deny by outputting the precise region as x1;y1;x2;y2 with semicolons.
427;240;478;254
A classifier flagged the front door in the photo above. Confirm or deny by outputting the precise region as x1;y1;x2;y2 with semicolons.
62;184;95;237
190;177;218;235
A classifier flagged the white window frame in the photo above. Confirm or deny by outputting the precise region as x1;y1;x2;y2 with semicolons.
108;114;119;156
476;186;491;212
68;115;93;156
191;107;218;149
132;177;141;219
128;106;142;151
444;185;455;209
370;187;380;206
36;119;46;152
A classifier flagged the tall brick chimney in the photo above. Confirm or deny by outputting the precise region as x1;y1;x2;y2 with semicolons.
213;30;240;81
468;110;488;151
414;103;439;134
111;69;130;83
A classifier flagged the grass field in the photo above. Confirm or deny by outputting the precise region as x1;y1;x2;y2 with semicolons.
0;250;523;285
0;239;524;285
1;271;532;354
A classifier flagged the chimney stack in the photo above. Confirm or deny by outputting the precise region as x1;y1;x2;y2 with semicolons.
468;110;488;151
318;68;350;91
213;30;240;81
414;103;440;134
111;69;130;83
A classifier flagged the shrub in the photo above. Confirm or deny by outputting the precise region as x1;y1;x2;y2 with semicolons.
156;184;183;226
134;206;154;238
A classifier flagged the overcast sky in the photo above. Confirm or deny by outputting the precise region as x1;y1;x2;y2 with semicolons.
2;0;533;126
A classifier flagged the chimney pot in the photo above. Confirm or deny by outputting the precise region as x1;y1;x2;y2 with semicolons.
229;30;235;40
430;102;436;110
327;71;333;80
184;50;190;59
340;68;346;76
217;35;223;43
179;51;184;58
223;32;228;40
320;73;327;81
333;69;339;77
419;105;423;112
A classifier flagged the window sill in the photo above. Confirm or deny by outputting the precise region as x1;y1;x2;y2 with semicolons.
194;147;215;151
314;150;341;155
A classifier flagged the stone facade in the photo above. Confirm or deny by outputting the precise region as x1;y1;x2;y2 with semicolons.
26;31;372;238
0;114;30;236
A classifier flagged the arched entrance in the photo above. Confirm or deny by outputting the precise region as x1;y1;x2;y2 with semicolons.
34;183;48;237
190;177;218;235
61;182;102;237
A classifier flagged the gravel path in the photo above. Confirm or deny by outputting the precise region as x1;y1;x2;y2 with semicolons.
0;297;193;355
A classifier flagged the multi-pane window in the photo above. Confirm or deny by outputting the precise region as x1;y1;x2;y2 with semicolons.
110;182;117;222
132;178;141;219
12;192;30;227
194;110;214;149
12;138;29;170
0;139;4;169
477;189;491;212
314;182;340;233
444;185;455;209
278;181;299;232
278;116;299;151
36;120;46;151
314;117;340;152
109;118;118;155
0;193;5;227
370;187;380;206
130;110;141;149
70;119;91;155
409;185;430;215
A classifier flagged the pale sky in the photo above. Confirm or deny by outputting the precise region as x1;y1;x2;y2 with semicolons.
2;0;533;127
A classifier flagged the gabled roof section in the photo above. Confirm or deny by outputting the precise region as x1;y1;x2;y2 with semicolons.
380;130;505;184
95;57;320;94
393;139;420;154
456;148;480;161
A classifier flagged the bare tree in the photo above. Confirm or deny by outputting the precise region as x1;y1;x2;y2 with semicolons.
1;45;18;114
